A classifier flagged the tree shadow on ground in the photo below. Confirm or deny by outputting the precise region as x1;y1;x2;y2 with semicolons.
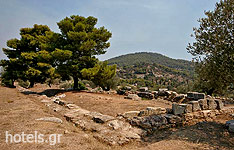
143;121;234;149
21;88;85;97
21;89;67;97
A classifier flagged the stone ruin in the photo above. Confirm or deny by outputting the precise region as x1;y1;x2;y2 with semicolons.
17;86;234;146
119;98;234;134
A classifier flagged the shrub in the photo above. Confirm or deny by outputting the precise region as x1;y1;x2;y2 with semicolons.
17;79;30;88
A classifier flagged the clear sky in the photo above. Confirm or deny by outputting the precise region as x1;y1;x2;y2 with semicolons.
0;0;220;61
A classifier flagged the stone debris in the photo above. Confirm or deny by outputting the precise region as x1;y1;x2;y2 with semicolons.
36;117;63;123
92;114;115;124
173;94;185;102
122;111;140;118
139;87;148;92
124;94;141;101
137;92;154;99
164;114;182;124
16;86;233;145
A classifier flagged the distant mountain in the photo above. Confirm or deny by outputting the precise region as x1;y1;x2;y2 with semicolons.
107;52;194;72
107;52;195;92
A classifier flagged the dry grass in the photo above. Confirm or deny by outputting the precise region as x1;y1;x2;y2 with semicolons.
0;84;233;150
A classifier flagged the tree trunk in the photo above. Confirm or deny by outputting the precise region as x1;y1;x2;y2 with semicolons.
73;76;78;90
29;80;35;88
10;79;16;88
207;88;215;96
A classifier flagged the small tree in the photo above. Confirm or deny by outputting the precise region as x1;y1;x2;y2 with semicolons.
54;15;112;89
0;24;57;87
81;61;117;91
187;0;234;95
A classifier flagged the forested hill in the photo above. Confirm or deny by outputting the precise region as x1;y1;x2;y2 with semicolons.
107;52;194;92
107;52;194;72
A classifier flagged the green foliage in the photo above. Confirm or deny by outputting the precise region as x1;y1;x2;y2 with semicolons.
108;52;194;73
59;80;87;91
51;15;112;89
0;24;57;87
109;52;194;92
187;0;234;95
81;61;117;91
1;15;112;89
17;79;30;88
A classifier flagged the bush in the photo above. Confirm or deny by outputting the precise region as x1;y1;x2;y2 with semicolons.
17;79;30;88
59;80;87;91
77;81;87;91
59;81;73;90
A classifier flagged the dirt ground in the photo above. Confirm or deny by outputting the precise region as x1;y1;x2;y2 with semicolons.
0;84;234;150
62;91;172;117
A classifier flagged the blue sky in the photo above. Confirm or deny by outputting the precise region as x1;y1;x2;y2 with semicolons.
0;0;219;61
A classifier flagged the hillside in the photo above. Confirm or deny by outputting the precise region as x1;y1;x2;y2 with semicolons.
107;52;195;92
108;52;194;72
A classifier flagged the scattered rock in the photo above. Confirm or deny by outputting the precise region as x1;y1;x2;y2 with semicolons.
92;114;115;124
123;111;140;118
108;120;125;130
139;87;148;92
164;114;182;124
137;92;154;99
125;86;132;91
36;117;63;123
124;94;141;101
158;88;169;97
146;107;166;115
173;94;185;102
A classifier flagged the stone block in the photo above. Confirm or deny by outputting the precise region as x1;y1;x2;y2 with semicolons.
138;110;149;117
207;99;217;110
215;99;224;110
164;114;182;124
152;91;159;99
198;99;208;110
139;87;148;92
137;92;154;99
146;107;166;115
124;94;141;101
172;104;185;115
189;101;201;112
173;94;185;102
194;93;205;100
92;114;115;124
123;111;140;118
187;92;194;99
187;92;205;100
181;104;193;113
